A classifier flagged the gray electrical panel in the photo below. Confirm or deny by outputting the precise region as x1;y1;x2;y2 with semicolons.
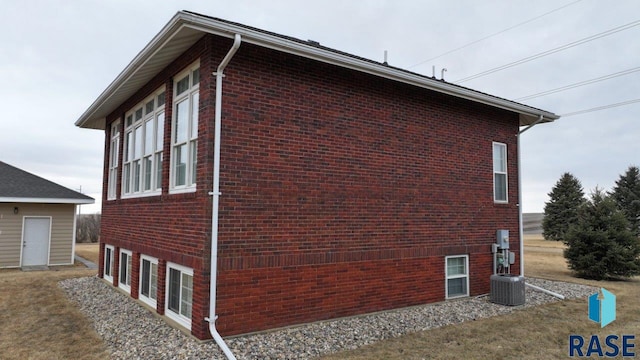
496;229;509;249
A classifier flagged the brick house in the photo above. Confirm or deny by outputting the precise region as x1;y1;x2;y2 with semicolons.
76;11;557;345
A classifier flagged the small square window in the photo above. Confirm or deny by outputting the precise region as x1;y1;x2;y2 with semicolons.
176;76;190;95
157;92;166;107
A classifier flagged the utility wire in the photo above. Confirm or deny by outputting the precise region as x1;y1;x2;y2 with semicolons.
408;0;582;68
514;66;640;101
561;98;640;117
454;19;640;84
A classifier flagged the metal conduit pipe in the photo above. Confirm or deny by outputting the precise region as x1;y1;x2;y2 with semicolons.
207;33;242;360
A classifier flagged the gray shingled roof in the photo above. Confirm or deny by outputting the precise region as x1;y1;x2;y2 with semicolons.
0;161;94;204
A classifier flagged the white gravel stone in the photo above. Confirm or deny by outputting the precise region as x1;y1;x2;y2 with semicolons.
59;276;596;359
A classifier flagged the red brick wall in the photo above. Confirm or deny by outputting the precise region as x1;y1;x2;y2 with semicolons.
98;34;521;339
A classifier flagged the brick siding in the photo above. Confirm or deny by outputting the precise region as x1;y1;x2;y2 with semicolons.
99;34;520;339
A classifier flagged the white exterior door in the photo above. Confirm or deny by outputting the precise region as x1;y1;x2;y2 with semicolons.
22;217;51;266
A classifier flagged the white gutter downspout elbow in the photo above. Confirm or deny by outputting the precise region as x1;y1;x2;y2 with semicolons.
207;33;241;360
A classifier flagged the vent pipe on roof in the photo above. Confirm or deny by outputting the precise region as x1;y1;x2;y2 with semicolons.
383;50;388;65
207;33;242;360
441;68;447;81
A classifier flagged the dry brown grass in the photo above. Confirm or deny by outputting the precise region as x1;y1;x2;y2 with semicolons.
321;235;640;360
75;243;100;264
0;267;109;360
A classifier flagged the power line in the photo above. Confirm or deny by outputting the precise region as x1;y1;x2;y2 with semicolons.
455;19;640;84
514;66;640;101
408;0;582;68
561;98;640;117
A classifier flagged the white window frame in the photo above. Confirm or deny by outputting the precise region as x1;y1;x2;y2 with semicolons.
104;245;114;283
170;61;200;193
122;87;166;198
445;255;469;299
493;142;508;203
118;249;133;294
139;255;159;308
107;121;120;200
165;262;194;330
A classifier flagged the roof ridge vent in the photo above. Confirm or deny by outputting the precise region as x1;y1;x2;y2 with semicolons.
307;39;320;46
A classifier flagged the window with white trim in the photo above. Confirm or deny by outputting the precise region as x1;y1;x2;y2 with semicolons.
139;255;158;308
165;262;193;329
104;245;114;283
107;121;120;200
445;255;469;299
122;88;166;197
119;249;132;294
493;142;508;202
170;62;200;192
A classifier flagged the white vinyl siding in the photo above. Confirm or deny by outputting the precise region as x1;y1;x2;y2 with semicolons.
170;62;200;193
165;262;193;329
139;255;158;308
107;121;120;200
122;88;165;197
118;249;132;294
446;255;469;299
104;245;114;283
493;142;508;203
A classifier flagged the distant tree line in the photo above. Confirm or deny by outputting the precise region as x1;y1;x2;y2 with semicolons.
76;213;101;243
542;166;640;280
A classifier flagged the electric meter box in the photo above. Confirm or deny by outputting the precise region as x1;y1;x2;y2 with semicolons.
496;229;509;249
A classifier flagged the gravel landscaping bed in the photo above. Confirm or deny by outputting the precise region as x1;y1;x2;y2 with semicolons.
59;276;596;360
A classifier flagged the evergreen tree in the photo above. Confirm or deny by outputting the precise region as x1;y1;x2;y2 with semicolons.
610;165;640;237
564;188;640;280
542;172;586;241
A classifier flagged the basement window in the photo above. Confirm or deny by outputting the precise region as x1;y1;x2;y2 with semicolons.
445;255;469;299
165;262;193;330
139;255;158;308
118;249;132;294
104;245;114;283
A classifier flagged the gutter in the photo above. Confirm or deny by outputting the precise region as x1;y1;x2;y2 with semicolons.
206;33;241;360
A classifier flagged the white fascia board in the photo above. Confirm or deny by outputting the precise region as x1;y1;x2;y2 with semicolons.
0;197;95;204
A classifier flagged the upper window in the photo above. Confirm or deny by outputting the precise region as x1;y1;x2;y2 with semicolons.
170;62;200;192
119;249;132;294
104;245;114;283
165;262;193;329
493;142;508;203
445;255;469;299
139;255;158;308
107;121;120;200
122;88;166;197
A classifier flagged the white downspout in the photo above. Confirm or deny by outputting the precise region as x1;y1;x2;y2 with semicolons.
206;33;241;360
517;116;565;300
517;115;544;277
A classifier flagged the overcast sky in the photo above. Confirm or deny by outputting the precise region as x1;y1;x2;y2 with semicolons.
1;0;639;214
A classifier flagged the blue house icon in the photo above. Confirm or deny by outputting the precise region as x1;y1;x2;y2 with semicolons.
588;288;616;328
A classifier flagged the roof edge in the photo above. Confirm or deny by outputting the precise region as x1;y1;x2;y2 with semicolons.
0;197;95;205
76;11;559;130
